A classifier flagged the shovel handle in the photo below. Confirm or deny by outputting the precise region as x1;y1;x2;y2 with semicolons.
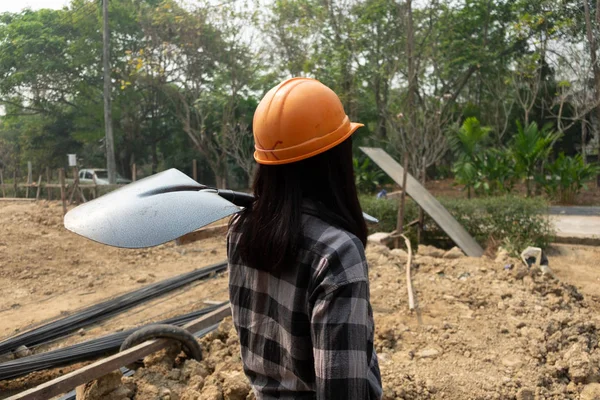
218;190;254;208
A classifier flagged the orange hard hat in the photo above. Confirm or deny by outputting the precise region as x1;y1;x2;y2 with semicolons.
253;77;364;165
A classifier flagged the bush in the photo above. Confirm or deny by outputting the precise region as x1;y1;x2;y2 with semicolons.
354;157;386;194
360;195;554;255
539;153;600;204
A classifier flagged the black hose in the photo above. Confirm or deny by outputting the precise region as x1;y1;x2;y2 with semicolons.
119;324;203;370
0;304;225;381
0;261;227;356
55;323;220;400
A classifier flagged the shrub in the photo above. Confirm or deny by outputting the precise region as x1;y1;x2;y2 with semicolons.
540;153;600;204
360;195;554;255
354;157;386;194
449;117;491;198
510;121;561;196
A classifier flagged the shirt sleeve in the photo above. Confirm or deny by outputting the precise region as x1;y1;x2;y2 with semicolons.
310;263;380;399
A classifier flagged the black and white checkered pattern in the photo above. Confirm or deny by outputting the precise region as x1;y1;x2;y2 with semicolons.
227;213;382;399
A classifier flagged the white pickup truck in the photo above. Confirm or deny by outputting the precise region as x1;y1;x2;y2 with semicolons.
78;169;132;185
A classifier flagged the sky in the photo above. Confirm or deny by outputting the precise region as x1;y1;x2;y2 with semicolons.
0;0;70;13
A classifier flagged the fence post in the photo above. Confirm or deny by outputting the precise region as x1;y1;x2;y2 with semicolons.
26;161;32;198
13;170;17;198
46;167;51;200
59;168;67;215
35;175;42;200
0;169;5;198
132;163;137;182
192;159;198;182
92;173;98;199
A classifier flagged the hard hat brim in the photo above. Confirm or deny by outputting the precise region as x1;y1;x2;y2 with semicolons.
254;122;364;165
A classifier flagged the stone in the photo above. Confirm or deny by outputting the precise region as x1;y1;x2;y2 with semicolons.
443;246;465;259
13;345;31;359
390;248;408;262
495;248;510;264
79;370;123;399
417;245;444;258
159;387;172;400
182;359;210;379
516;388;534;400
367;232;392;245
501;354;523;369
222;371;252;400
111;386;134;399
418;348;440;359
581;383;600;400
199;384;224;400
167;368;182;380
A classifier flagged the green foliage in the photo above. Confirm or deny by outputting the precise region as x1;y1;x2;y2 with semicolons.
477;148;518;195
360;195;553;255
510;121;562;196
449;117;490;197
353;157;385;194
540;154;600;204
440;196;554;255
0;0;589;192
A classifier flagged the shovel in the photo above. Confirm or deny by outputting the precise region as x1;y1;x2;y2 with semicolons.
64;168;378;249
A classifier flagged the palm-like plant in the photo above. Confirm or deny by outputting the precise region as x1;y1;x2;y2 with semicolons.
510;121;562;196
449;117;490;198
543;153;600;204
353;157;385;193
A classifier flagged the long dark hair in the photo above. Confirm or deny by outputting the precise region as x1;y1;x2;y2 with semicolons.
233;137;367;272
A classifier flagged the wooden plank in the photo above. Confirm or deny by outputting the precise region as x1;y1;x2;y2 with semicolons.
176;224;229;246
7;304;231;400
0;198;36;202
360;147;484;257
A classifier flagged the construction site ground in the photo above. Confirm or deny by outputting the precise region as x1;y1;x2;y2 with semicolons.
2;202;600;399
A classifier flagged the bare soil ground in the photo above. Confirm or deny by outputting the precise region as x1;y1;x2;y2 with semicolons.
2;202;600;399
0;201;229;395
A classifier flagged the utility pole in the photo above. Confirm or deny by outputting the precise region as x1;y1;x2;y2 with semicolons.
102;0;117;184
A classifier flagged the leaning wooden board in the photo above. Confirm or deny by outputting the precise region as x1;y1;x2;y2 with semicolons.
360;147;484;257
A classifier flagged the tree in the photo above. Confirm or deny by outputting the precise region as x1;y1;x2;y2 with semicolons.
511;121;561;196
449;117;490;198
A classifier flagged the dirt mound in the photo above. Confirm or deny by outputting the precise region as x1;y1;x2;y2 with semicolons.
79;243;600;399
79;318;252;400
3;202;598;400
367;243;599;399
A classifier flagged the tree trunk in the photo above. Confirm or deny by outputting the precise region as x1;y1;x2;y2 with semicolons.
216;174;227;189
102;0;117;184
583;0;600;187
582;118;587;165
151;141;158;174
406;0;418;166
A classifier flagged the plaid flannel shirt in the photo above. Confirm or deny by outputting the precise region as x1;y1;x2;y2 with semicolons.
227;212;382;400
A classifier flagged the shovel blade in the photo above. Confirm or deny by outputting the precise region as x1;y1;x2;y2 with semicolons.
64;169;240;248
